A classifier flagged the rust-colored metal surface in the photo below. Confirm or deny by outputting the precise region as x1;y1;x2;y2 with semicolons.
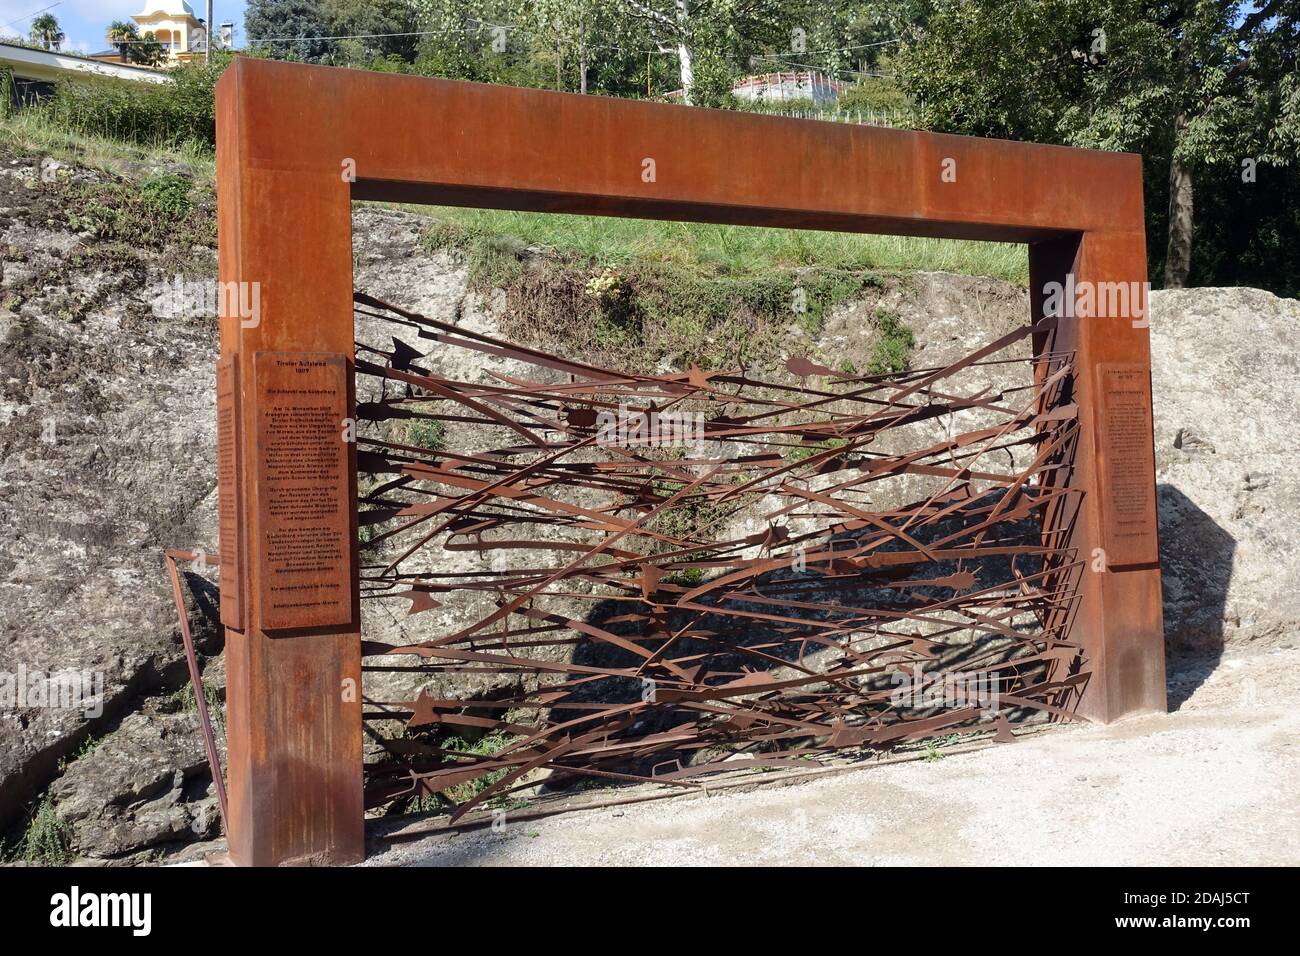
216;57;1163;866
252;352;354;630
216;356;244;629
353;293;1086;817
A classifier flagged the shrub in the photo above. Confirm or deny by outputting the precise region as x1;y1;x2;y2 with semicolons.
141;172;192;214
39;54;229;149
66;174;211;251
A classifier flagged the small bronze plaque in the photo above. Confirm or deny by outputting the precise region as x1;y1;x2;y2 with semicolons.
1096;363;1159;567
254;352;353;630
216;355;244;629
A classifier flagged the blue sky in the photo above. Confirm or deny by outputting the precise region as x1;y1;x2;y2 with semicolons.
0;0;247;54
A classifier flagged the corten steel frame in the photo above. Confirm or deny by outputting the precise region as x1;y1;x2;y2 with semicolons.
215;57;1165;866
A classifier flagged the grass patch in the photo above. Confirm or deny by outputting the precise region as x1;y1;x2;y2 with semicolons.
663;567;706;586
425;224;889;372
440;732;516;804
0;107;214;185
56;733;102;773
406;732;520;812
64;172;213;252
648;479;728;546
868;309;916;375
411;206;1028;285
418;211;942;375
787;436;849;464
178;680;225;731
400;417;446;453
7;799;72;864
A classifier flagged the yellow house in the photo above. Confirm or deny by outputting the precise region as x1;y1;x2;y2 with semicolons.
130;1;207;65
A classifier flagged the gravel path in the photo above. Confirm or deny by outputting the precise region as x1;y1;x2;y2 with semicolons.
366;644;1300;867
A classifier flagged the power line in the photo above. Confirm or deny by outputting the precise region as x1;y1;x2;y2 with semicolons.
0;1;64;34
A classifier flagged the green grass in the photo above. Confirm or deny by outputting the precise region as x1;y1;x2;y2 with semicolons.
663;567;706;586
140;172;194;214
8;799;72;864
787;436;850;464
401;417;446;453
424;220;902;372
406;732;519;811
0;108;214;185
65;172;213;252
178;680;225;731
868;308;916;374
411;206;1028;285
56;733;101;773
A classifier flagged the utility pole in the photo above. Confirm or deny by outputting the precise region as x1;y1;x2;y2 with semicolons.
206;0;213;64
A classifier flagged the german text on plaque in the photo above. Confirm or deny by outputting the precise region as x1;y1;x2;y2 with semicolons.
216;355;245;629
254;352;353;629
1096;363;1159;567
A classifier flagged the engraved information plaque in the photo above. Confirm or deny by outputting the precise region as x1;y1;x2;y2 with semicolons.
216;355;245;629
254;352;353;630
1096;363;1159;567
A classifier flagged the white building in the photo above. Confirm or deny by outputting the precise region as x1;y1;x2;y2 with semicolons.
731;71;845;105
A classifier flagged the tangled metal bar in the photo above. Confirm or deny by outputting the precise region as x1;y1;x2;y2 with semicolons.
352;291;1086;820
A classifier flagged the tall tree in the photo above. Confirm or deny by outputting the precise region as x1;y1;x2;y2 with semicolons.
525;0;619;94
322;0;420;65
897;0;1300;288
245;0;333;63
106;21;140;63
135;31;166;67
29;13;65;51
620;0;793;105
411;0;529;84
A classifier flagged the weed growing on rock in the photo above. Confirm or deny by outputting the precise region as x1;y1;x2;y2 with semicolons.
8;799;71;865
402;417;446;453
64;173;213;255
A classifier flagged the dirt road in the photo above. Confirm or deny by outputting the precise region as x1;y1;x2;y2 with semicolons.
366;645;1300;867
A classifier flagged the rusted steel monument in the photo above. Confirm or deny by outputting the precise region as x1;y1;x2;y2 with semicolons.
214;58;1164;866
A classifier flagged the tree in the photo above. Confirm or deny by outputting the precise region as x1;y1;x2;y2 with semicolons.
30;13;65;51
106;21;140;63
245;0;333;63
104;21;167;67
322;0;420;65
135;32;166;67
620;0;794;105
897;0;1300;288
525;0;621;94
411;0;559;87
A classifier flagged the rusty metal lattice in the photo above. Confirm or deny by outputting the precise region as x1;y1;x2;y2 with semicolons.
352;291;1088;820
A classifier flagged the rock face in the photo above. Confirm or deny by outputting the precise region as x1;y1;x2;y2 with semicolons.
0;151;219;855
1149;288;1300;653
49;700;224;860
0;142;1296;862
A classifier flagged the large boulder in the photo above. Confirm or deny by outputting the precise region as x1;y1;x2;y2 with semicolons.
1150;288;1300;653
